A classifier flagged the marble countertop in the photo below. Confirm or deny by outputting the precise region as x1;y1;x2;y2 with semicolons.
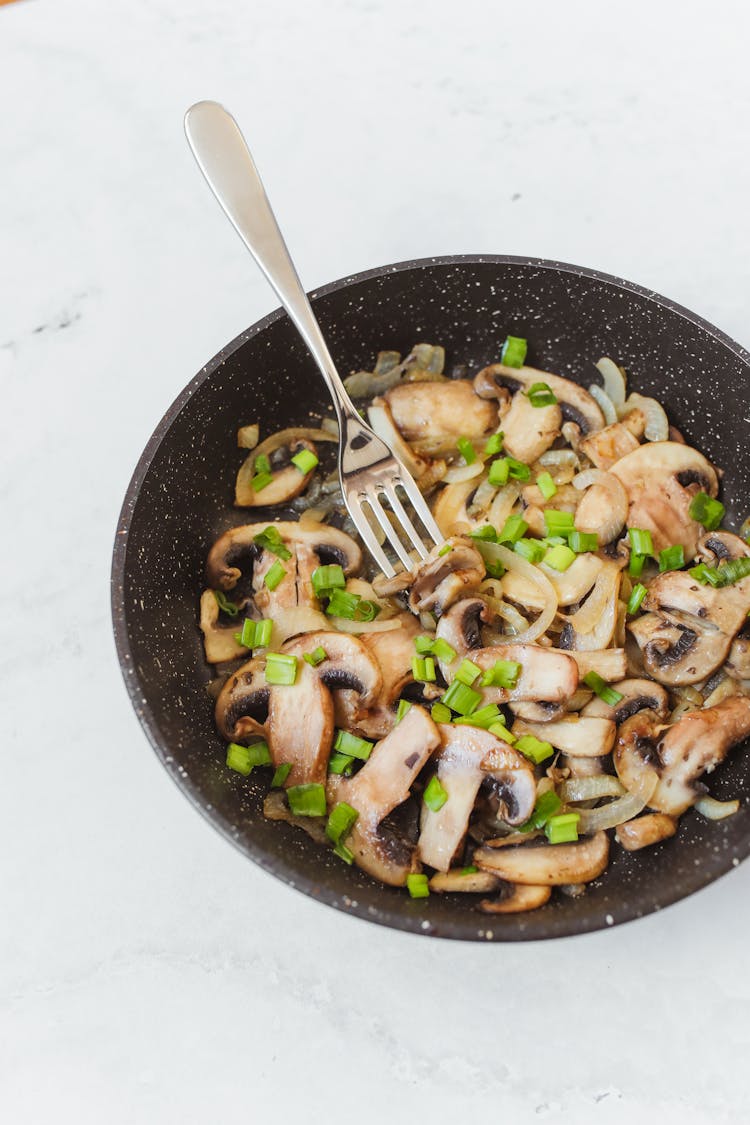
3;1;750;1121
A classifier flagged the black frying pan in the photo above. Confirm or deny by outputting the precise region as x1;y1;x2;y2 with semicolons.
111;254;750;941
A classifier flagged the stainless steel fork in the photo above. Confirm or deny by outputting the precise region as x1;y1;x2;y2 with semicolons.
184;100;442;578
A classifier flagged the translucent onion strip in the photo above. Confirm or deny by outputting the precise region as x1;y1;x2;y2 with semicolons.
595;357;627;406
588;383;618;424
617;392;669;440
576;791;646;833
558;776;626;803
443;459;485;484
694;796;741;820
477;542;557;644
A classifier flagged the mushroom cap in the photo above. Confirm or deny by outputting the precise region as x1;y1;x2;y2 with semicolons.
215;657;270;742
473;363;605;434
474;831;610;885
615;813;677;852
511;715;616;758
464;644;579;707
582;677;670;724
478;884;552;914
385;379;498;451
235;427;336;507
281;630;382;712
408;536;485;618
500;390;561;464
579;422;640;470
206;521;362;591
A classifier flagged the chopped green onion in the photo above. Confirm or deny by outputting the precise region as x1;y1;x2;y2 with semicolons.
291;448;319;474
287;783;327;817
583;670;623;706
545;812;580;844
303;645;327;667
515;734;554;764
456;437;476;464
543;535;567;548
328;751;355;776
326;589;361;618
455;658;481;686
514;538;546;563
659;544;685;572
237;618;273;649
325;801;359;844
333;841;354;864
628;528;654;557
629;553;646;578
461;865;479;876
253;526;292;560
488;721;516;744
406;873;430;899
264;652;298;685
333;729;373;761
469;524;498;542
484;559;506;579
437;543;452;557
453;704;501;729
271;762;292;787
506;456;531;481
252;470;274;492
501;335;528;368
498;514;528;544
536;471;557;500
254;453;271;474
543;509;575;536
488;457;510;487
432;638;457;663
423;775;449;812
415;634;434;654
689;491;725;531
481;659;521;689
226;742;260;776
441;680;482;716
395;699;412;723
412;656;437;683
689;562;722;587
484;432;504;456
264;560;287;591
518;790;561;832
543;544;576;571
431;702;453;724
627;583;648;615
527;381;558;408
213;590;240;617
716;557;750;586
569;531;599;554
255;619;273;646
311;564;346;596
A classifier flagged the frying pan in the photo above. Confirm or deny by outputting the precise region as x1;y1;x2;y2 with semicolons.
111;254;750;941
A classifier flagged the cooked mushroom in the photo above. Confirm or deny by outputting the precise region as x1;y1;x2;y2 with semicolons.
726;635;750;679
367;397;442;485
478;884;552;913
384;380;498;455
341;614;423;738
428;869;502;893
615;813;677;851
610;441;719;556
511;715;616;758
474;831;610;885
408;537;485;617
199;588;250;663
579;422;640;470
207;521;361;591
549;647;628;681
571;469;629;545
473;363;605;434
235;427;337;506
442;643;579;710
697;531;750;565
282;630;382;730
331;705;441;885
582;677;670;723
418;725;536;872
499;389;561;464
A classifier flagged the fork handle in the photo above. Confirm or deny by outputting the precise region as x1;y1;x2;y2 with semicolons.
184;100;358;427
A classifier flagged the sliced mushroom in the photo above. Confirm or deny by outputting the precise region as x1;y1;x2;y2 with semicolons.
560;754;608;779
385;380;498;454
199;588;249;664
345;614;423;738
582;677;670;723
367;397;439;484
548;647;628;681
282;631;383;732
579;422;640;470
500;390;561;464
445;644;579;710
610;441;719;556
571;470;629;545
408;537;485;617
511;715;616;758
429;869;502;893
473;363;605;434
474;831;609;885
697;531;750;565
215;656;270;743
418;725;536;872
331;705;441;885
478;884;552;913
206;521;362;591
726;635;750;679
235;427;337;506
615;813;677;851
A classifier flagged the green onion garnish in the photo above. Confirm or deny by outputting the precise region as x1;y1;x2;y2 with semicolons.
583;670;623;706
456;437;476;464
659;544;685;572
569;530;599;554
515;734;554;764
498;514;528;544
441;680;482;716
237;618;273;649
437;543;453;557
432;638;457;663
252;470;274;492
716;557;750;586
455;658;481;686
213;589;240;617
287;783;327;817
488;457;510;487
264;652;298;685
311;564;346;596
264;560;287;591
423;775;449;812
328;751;355;776
543;543;576;572
488;721;516;743
518;789;561;832
253;526;292;560
527;381;558;408
514;538;546;563
481;659;521;689
326;589;379;621
628;528;654;558
226;742;264;776
545;812;580;845
431;702;452;724
333;729;373;761
500;335;527;368
453;703;501;729
333;841;354;864
484;432;504;456
395;699;412;723
543;509;575;536
406;873;430;899
415;635;435;654
461;865;479;875
254;453;271;474
325;801;359;844
412;656;437;683
688;491;725;531
484;559;506;579
536;471;557;500
271;762;292;787
506;456;531;481
469;524;498;542
629;553;646;578
303;645;327;667
626;583;648;615
291;448;319;474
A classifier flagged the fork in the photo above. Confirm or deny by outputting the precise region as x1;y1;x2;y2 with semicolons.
184;100;443;579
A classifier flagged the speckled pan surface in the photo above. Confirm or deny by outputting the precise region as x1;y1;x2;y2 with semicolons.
112;254;750;941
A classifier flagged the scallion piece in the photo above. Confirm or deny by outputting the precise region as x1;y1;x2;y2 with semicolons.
716;557;750;586
431;702;453;724
506;456;531;482
626;583;648;615
333;729;373;761
325;801;359;844
303;645;327;667
264;560;287;591
481;659;521;689
432;638;457;663
226;740;271;775
461;865;479;875
500;335;527;369
527;381;558;408
498;514;528;544
488;721;516;744
543;509;575;536
484;432;504;456
253;526;292;560
455;658;481;686
536;471;557;500
264;652;298;685
333;841;354;864
287;783;327;817
583;670;623;706
629;553;646;578
514;538;546;563
469;524;498;542
689;562;722;587
237;618;271;649
569;530;598;554
412;656;436;683
441;680;482;716
659;544;685;572
291;448;319;474
688;491;725;531
395;699;412;723
328;751;355;776
271;762;292;787
406;873;430;899
213;590;240;617
311;563;346;596
254;453;271;475
518;790;561;832
255;619;273;646
545;812;580;845
484;559;506;579
543;543;576;572
488;457;510;487
515;734;554;764
251;470;274;492
423;775;449;812
628;528;654;557
452;703;501;729
456;437;476;465
325;589;360;618
415;634;435;654
437;543;452;557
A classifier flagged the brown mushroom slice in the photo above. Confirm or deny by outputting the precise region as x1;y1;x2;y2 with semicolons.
266;662;335;787
612;709;663;802
475;831;609;885
478;884;552;914
408;537;485;617
429;869;502;894
610;441;719;556
385;380;498;453
560;754;608;779
215;656;270;742
726;635;750;679
351;615;423;737
615;813;677;851
206;520;361;591
571;470;629;545
235;427;337;506
500;390;561;463
582;677;670;723
333;705;441;885
579;422;640;470
263;790;330;844
548;647;628;682
418;726;536;872
434;597;491;670
455;645;579;709
199;588;248;663
511;715;616;758
281;631;383;731
627;613;710;686
473;363;605;434
697;531;750;564
367;397;435;483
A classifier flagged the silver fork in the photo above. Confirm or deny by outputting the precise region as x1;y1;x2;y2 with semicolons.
184;100;442;578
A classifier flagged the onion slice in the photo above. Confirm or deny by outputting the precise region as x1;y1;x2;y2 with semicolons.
576;791;647;833
595;357;627;406
694;796;740;820
618;392;669;441
476;542;558;644
588;383;618;424
558;776;626;803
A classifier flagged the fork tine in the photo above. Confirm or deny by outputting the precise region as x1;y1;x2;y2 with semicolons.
382;483;430;561
344;493;396;579
363;491;415;572
395;473;444;546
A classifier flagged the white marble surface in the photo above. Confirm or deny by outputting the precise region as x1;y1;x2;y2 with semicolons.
2;1;750;1121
